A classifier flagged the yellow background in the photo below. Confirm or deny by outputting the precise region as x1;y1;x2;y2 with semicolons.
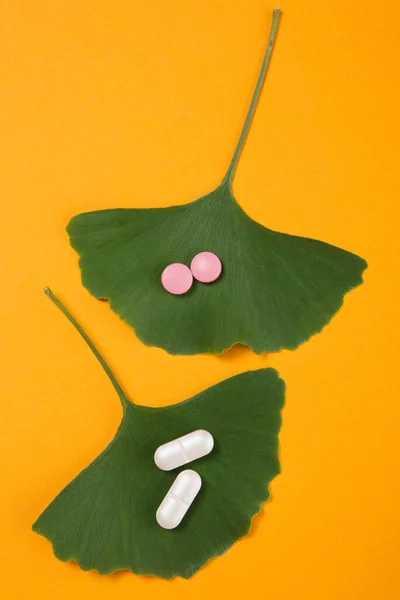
1;1;399;598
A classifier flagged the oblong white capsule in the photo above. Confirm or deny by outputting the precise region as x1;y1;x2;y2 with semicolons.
154;429;214;471
156;469;202;529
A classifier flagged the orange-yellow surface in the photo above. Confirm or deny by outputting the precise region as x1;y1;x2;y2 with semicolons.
1;1;399;598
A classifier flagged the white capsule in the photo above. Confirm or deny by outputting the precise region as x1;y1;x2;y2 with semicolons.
156;470;202;529
154;429;214;471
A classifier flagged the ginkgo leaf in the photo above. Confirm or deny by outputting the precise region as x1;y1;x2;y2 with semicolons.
67;9;367;355
33;288;285;579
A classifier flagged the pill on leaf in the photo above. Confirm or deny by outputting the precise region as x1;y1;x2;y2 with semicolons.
154;429;214;471
156;469;202;529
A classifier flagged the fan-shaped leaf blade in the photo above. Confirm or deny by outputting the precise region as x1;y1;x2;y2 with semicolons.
33;368;284;579
68;185;366;355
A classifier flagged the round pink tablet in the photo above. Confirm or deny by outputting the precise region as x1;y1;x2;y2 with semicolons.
190;252;222;283
161;263;193;295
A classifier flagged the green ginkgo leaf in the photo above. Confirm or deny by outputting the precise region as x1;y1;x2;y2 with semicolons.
67;9;367;355
33;288;285;579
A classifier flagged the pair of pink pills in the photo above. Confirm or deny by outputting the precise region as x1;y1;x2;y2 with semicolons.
161;252;222;295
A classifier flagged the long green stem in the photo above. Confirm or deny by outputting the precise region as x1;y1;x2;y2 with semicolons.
44;287;128;407
222;8;281;187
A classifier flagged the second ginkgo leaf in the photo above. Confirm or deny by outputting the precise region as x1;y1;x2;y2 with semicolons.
33;288;285;579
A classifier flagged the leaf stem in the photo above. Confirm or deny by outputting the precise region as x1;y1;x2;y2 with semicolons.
221;8;281;188
44;287;129;408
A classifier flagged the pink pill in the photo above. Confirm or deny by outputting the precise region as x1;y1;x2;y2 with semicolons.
190;252;222;283
161;263;193;295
